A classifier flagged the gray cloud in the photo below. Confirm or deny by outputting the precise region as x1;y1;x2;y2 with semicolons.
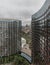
0;0;46;25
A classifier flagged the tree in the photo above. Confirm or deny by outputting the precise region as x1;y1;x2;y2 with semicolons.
34;52;42;65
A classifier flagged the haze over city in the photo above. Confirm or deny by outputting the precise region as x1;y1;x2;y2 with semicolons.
0;0;46;26
0;0;50;65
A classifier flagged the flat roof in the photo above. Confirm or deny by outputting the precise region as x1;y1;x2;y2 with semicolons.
0;18;21;22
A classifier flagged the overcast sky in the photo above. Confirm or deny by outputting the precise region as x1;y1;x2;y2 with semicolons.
0;0;46;26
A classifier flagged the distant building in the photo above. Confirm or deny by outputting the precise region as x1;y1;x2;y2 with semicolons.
31;0;50;65
21;37;26;48
22;25;31;34
0;19;22;56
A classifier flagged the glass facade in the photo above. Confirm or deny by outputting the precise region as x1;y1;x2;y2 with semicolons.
0;19;21;64
31;0;50;65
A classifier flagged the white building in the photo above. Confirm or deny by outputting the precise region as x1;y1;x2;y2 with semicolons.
21;37;26;48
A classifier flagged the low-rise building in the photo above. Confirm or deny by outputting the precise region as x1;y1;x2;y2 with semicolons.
21;37;26;48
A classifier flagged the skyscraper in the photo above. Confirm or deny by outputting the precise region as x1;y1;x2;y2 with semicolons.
31;0;50;65
0;19;22;56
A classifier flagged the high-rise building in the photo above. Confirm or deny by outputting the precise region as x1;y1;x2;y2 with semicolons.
31;0;50;65
0;19;22;56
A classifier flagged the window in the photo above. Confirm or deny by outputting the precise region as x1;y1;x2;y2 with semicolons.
49;58;50;62
49;51;50;55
